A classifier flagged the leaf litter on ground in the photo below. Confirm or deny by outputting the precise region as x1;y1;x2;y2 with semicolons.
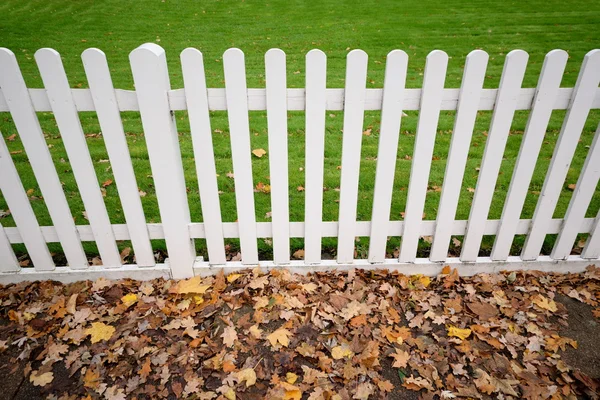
0;266;599;399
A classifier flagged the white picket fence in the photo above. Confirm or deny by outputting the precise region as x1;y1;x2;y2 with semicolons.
0;44;599;283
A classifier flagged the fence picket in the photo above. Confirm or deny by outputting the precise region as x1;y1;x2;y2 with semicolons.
430;50;488;262
35;48;122;267
368;50;408;263
304;50;327;264
0;134;54;270
223;48;259;264
82;48;155;267
337;50;368;263
129;44;196;278
552;123;600;259
265;49;291;264
522;50;600;260
491;50;568;260
181;48;227;265
460;50;529;262
0;48;88;269
0;222;19;272
399;50;448;262
583;211;600;259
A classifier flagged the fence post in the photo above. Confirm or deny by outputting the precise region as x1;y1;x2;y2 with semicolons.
130;43;196;279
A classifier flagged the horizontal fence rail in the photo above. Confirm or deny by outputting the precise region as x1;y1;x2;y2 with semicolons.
0;45;599;282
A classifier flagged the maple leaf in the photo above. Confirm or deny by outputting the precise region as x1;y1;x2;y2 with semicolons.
353;382;374;399
30;370;54;386
221;326;238;348
85;322;115;343
286;372;298;384
390;348;410;368
172;276;211;294
237;368;257;387
248;275;269;290
447;326;471;340
376;378;394;392
252;148;267;158
531;294;558;312
266;328;292;347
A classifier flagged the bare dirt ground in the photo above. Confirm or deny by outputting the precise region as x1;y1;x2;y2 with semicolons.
0;266;598;400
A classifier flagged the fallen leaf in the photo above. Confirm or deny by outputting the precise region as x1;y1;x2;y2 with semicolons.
331;344;354;360
266;328;292;347
172;276;211;294
30;370;54;386
221;326;238;348
102;179;113;187
85;322;115;343
252;148;267;158
121;293;138;308
447;326;471;340
237;368;257;387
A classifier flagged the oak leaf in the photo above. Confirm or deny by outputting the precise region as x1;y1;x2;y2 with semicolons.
30;370;54;386
221;326;238;348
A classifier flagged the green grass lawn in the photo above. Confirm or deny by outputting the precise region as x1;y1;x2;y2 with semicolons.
1;0;599;263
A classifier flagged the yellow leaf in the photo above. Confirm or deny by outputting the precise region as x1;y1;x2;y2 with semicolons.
85;322;115;343
286;372;298;384
331;344;354;360
532;295;558;312
281;382;302;400
121;293;138;308
447;326;472;340
266;328;292;347
418;275;431;287
173;276;211;295
30;371;54;386
238;368;257;387
249;324;263;339
224;387;236;400
227;273;242;283
252;148;267;158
